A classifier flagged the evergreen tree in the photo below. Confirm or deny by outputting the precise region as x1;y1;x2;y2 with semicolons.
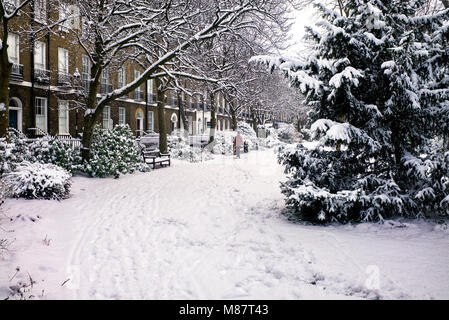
254;0;449;222
84;124;146;178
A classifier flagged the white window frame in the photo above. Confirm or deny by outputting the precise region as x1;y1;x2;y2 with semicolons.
102;68;109;86
102;106;112;130
58;47;69;74
34;41;46;70
134;70;141;95
148;111;154;131
118;67;126;88
7;33;20;64
119;107;126;125
35;97;47;132
82;55;91;91
34;0;47;23
58;100;69;134
59;4;80;30
147;79;153;95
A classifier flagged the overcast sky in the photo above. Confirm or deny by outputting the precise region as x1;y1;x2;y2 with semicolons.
283;4;318;58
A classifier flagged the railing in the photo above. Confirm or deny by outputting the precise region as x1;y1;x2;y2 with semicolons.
11;64;24;81
27;127;49;138
134;90;145;102
189;135;209;148
56;134;82;148
8;127;26;139
100;83;113;94
34;68;50;85
58;72;73;87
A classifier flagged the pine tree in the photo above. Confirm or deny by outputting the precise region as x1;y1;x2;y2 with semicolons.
255;0;449;222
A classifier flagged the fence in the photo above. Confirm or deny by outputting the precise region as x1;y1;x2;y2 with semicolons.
189;135;209;148
56;135;82;148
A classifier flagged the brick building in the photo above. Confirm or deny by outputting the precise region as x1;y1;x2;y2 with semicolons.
5;0;256;139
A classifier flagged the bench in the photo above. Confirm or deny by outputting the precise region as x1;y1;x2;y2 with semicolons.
141;148;171;169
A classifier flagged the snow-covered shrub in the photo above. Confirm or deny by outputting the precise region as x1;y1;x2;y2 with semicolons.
168;134;213;162
237;121;256;137
212;131;235;155
30;137;82;174
256;0;449;222
276;123;300;143
0;179;8;208
3;161;71;200
84;124;145;178
0;135;32;175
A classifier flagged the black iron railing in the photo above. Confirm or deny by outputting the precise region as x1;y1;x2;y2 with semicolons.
34;68;50;85
11;64;24;81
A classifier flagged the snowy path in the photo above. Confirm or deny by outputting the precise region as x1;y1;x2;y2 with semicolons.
1;149;448;299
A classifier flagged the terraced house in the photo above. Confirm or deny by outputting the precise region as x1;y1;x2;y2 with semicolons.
5;0;255;139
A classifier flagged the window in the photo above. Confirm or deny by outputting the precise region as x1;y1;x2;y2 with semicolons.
119;107;126;125
34;41;46;70
82;55;91;92
7;33;19;64
146;79;153;102
101;68;109;93
58;101;69;134
81;16;89;37
34;0;47;22
102;68;109;85
58;48;69;74
118;67;126;88
102;106;112;130
147;79;153;94
59;4;80;30
148;111;154;131
35;97;47;132
134;70;141;99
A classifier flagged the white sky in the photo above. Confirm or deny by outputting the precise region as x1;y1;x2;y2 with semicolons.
283;5;318;58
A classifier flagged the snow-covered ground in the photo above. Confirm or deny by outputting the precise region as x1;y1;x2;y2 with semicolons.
1;149;448;299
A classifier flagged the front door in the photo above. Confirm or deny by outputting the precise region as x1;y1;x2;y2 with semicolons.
9;109;18;129
136;118;143;136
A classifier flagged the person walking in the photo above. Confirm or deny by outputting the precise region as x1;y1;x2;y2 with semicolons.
234;130;244;158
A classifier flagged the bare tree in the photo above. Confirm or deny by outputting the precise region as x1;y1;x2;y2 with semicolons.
64;0;298;161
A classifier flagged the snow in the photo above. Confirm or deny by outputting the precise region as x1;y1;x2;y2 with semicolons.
1;149;448;299
0;103;5;112
329;66;363;88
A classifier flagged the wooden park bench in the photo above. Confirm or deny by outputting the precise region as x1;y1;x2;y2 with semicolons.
138;132;171;169
141;148;171;169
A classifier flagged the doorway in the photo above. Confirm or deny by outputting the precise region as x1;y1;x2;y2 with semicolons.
8;97;22;132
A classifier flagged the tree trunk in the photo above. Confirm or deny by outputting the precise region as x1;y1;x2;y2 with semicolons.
209;92;216;143
0;35;12;138
81;115;95;161
230;109;237;131
80;63;102;162
157;79;167;154
252;113;258;136
177;91;189;139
